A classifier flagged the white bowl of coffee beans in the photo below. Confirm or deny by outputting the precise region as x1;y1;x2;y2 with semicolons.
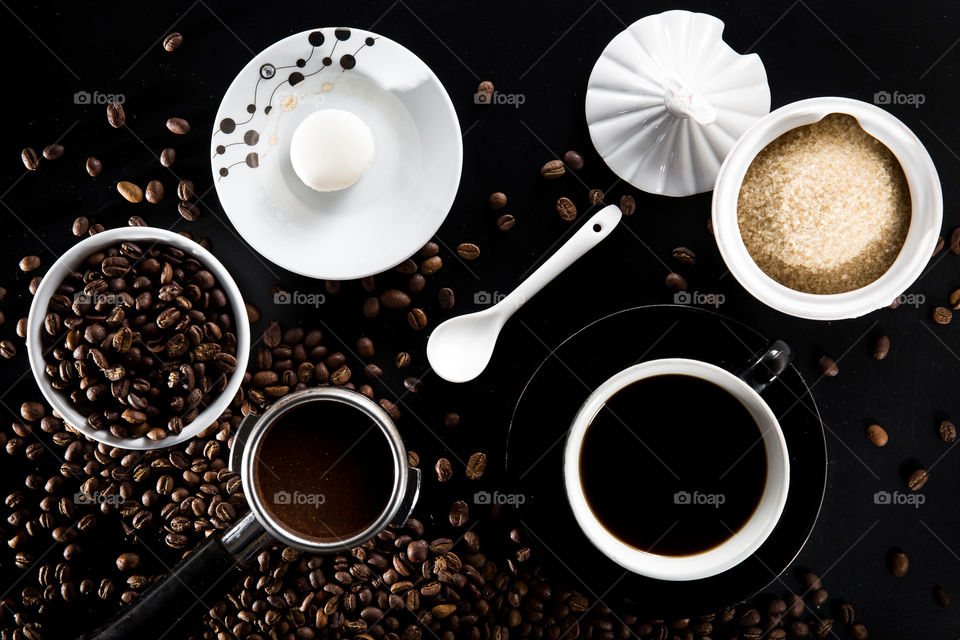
26;227;250;450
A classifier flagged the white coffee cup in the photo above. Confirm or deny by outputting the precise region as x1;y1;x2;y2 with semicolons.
563;349;791;582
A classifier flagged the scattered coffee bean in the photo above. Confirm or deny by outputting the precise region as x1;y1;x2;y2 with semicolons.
19;256;41;272
166;117;191;134
671;246;696;265
407;308;427;331
449;500;469;526
85;157;102;177
489;192;507;210
496;214;515;231
21;147;40;170
850;623;868;639
817;356;839;377
556;197;577;221
619;194;636;216
145;180;164;204
178;201;200;221
563;150;584;170
866;424;888;447
939;420;956;443
890;551;909;577
163;32;183;52
839;602;855;625
801;571;822;591
357;337;374;359
872;335;890;360
116;552;139;571
128;215;147;227
444;412;460;428
117;181;143;203
665;272;687;292
951;227;960;254
457;243;480;260
160;148;176;167
395;352;411;369
43;144;64;160
813;619;832;637
435;458;453;482
950;288;960;309
907;468;928;491
107;102;126;128
810;589;828;607
934;235;945;256
363;296;380;318
540;159;565;179
933;585;950;607
420;256;442;276
476;80;494;101
1;340;15;359
380;289;410;310
933;306;953;324
177;179;195;201
21;402;45;421
588;188;604;205
438;287;455;310
466;452;487;480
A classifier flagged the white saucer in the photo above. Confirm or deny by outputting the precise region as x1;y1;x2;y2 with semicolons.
211;28;462;279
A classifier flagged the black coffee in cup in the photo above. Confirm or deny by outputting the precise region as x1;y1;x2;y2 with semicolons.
255;402;395;540
579;374;767;556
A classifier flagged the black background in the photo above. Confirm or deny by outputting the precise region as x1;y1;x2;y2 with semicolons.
2;0;960;637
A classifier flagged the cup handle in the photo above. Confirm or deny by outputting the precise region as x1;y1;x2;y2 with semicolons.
391;466;422;526
736;340;792;394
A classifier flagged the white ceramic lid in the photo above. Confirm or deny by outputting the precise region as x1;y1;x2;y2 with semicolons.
586;10;771;197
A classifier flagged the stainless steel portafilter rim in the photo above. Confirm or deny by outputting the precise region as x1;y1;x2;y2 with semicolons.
235;387;411;552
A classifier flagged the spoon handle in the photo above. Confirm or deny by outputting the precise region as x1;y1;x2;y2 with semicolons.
499;204;622;315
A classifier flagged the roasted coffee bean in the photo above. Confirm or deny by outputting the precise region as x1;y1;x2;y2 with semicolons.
872;335;890;360
951;227;960;254
665;272;687;291
619;194;636;216
166;117;191;134
403;377;422;393
84;156;102;177
395;352;411;369
801;572;822;591
939;420;957;443
813;619;833;637
107;102;126;128
563;150;584;170
933;306;953;325
496;214;515;231
177;179;195;201
810;588;828;607
449;500;469;526
163;32;183;51
934;585;950;607
435;458;453;483
540;160;565;179
556;197;577;221
72;216;90;236
457;243;480;260
421;256;442;275
850;623;868;639
19;255;41;271
43;144;64;160
907;469;928;490
160;147;176;167
438;287;455;310
178;201;200;221
866;424;888;447
839;602;855;625
890;551;909;577
363;296;380;318
465;452;487;479
21;147;40;170
21;402;45;421
817;356;839;377
117;181;143;203
444;412;460;428
381;289;410;310
407;308;427;331
477;80;494;100
588;188;604;205
357;337;375;359
145;180;164;204
488;192;507;210
671;246;696;265
116;552;139;571
1;340;16;359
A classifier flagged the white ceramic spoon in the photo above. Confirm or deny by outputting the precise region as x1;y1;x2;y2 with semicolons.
427;204;623;383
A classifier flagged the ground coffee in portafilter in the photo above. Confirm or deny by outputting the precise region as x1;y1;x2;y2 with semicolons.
255;401;395;539
580;374;767;556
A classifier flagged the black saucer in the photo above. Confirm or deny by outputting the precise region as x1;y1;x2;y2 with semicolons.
505;305;826;617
